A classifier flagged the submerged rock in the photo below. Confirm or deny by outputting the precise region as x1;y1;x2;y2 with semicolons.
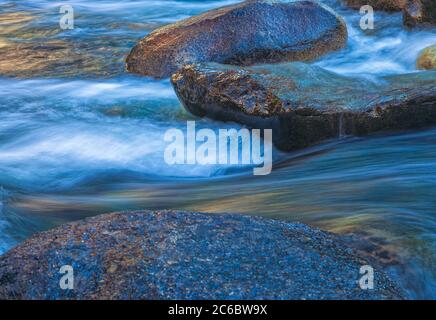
126;0;347;79
343;0;407;11
417;45;436;70
0;210;403;300
171;63;436;151
403;0;436;27
0;39;116;78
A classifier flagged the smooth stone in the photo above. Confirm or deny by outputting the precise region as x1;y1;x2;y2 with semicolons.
126;0;347;79
171;62;436;151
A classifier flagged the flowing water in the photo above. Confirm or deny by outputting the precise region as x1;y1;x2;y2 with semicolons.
0;0;435;298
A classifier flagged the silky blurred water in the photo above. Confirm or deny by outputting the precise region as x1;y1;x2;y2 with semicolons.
0;0;435;298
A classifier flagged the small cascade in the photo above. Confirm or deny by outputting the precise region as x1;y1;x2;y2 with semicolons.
338;113;346;139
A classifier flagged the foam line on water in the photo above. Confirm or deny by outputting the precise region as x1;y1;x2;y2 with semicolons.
13;0;242;15
0;77;177;102
315;8;436;76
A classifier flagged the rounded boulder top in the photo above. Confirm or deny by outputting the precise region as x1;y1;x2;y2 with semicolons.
0;210;403;300
126;0;348;79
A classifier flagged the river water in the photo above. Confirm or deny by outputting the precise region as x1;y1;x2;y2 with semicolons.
0;0;435;299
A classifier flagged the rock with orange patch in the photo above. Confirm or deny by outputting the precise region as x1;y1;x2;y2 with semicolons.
417;45;436;70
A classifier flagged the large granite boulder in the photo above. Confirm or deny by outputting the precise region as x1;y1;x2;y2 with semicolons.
403;0;436;27
126;0;347;79
343;0;407;11
0;210;403;300
417;45;436;70
171;63;436;151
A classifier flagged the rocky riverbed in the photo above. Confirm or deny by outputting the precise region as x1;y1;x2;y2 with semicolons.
127;0;436;151
0;0;435;300
0;210;404;300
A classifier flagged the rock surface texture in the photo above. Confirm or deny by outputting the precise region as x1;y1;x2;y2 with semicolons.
126;0;347;78
0;210;403;300
403;0;436;27
344;0;407;11
417;45;436;70
172;63;436;151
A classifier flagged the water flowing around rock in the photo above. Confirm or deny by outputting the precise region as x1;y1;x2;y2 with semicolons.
0;0;435;299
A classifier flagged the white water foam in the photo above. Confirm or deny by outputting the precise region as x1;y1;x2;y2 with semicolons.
316;7;436;76
0;78;176;102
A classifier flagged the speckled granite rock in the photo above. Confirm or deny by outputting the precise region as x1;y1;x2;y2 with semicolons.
0;210;403;300
171;62;436;151
126;0;347;78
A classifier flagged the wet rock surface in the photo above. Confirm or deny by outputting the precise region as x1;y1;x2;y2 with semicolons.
171;62;436;151
343;0;407;11
0;210;403;300
126;0;347;79
403;0;436;27
417;45;436;70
